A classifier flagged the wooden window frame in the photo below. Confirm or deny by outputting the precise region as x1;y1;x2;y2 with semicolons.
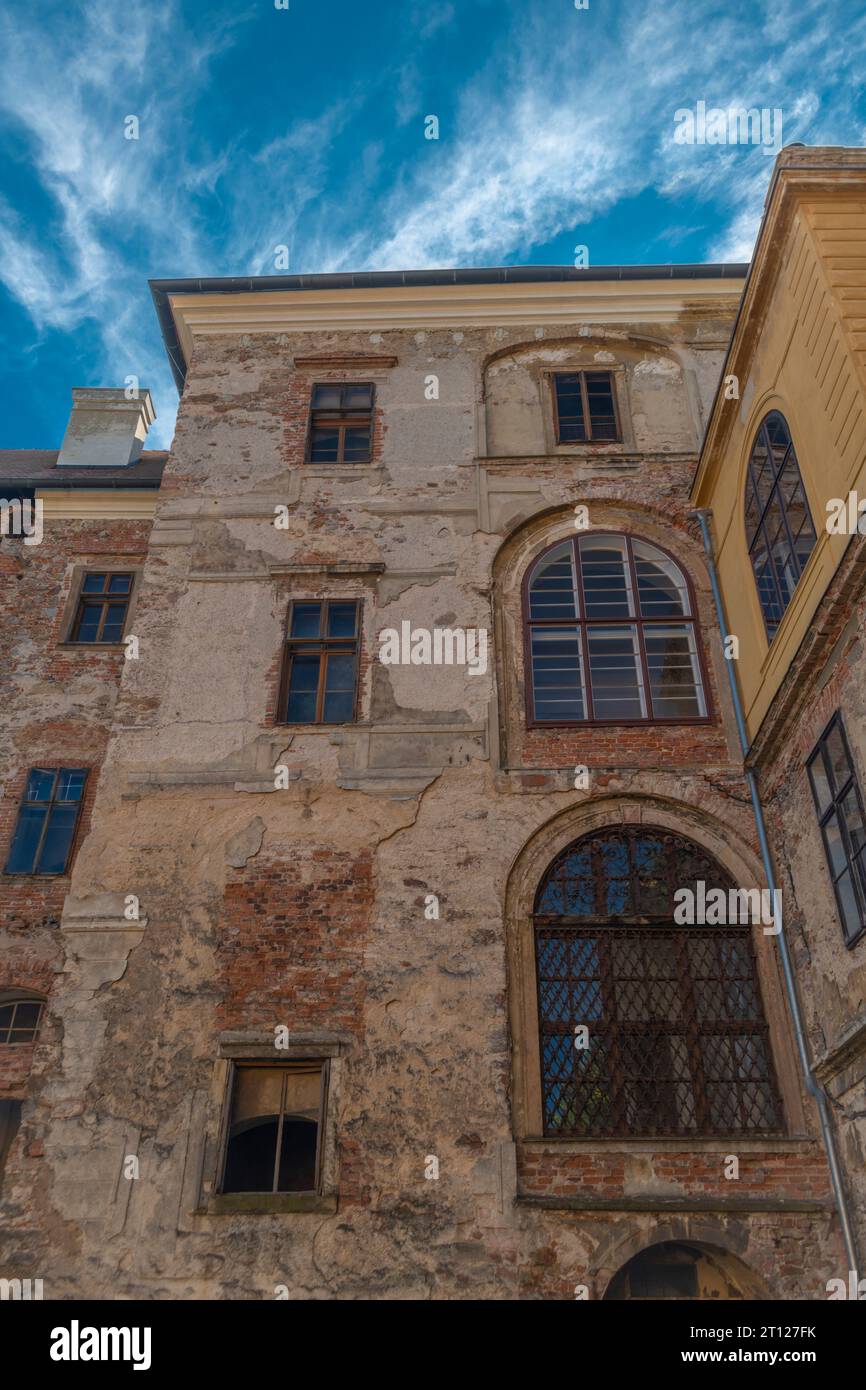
306;382;375;465
3;767;88;877
276;599;360;726
67;571;134;644
522;532;712;728
0;995;45;1046
551;371;621;445
216;1059;329;1196
745;410;817;642
807;712;866;949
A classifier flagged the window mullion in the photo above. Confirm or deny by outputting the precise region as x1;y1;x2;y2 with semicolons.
580;373;592;441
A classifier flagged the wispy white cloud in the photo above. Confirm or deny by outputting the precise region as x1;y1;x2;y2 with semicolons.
0;0;864;448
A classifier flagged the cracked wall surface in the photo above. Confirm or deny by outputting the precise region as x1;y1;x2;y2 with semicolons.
0;308;847;1299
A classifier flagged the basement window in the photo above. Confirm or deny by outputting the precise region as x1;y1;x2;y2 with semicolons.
552;371;620;443
307;382;374;463
68;572;133;643
0;996;45;1045
4;768;87;876
220;1062;325;1195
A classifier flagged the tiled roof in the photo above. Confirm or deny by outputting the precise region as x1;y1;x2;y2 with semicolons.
0;451;167;488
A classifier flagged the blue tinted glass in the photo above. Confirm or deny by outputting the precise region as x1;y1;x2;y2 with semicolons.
323;690;354;722
81;574;105;593
100;605;126;641
56;770;86;801
108;574;132;594
310;429;339;462
26;769;57;801
5;805;46;872
325;653;355;691
76;606;101;640
38;806;78;873
290;604;321;638
327;603;356;637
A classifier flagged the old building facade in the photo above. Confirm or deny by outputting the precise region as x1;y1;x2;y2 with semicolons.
693;145;866;1272
1;158;859;1298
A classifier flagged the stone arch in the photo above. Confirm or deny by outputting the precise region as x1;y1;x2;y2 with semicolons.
598;1233;773;1300
503;794;805;1141
490;500;730;769
481;331;697;458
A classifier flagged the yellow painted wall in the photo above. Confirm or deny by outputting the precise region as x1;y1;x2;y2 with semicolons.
694;195;866;740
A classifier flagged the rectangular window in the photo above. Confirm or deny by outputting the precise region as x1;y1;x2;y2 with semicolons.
220;1062;325;1194
279;600;359;724
807;714;866;946
69;572;133;643
4;768;87;876
308;382;374;463
553;372;620;444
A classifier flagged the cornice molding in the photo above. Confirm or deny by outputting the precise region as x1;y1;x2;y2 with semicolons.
37;490;158;520
168;279;744;369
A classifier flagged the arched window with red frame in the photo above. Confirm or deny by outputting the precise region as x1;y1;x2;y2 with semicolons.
524;533;709;725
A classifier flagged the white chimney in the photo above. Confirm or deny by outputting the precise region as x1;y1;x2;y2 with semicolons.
57;387;156;468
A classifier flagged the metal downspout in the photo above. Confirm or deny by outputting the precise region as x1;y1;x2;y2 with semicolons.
691;507;860;1278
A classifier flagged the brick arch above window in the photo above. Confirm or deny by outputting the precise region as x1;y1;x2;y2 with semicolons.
744;410;817;642
522;533;711;726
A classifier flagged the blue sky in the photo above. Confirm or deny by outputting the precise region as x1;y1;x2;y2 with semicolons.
1;0;864;451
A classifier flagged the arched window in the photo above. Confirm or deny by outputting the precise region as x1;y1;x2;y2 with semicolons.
533;827;781;1137
524;534;707;724
0;992;45;1045
745;411;816;640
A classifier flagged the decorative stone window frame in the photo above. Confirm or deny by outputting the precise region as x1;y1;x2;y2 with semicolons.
200;1033;344;1215
56;563;144;648
504;797;808;1148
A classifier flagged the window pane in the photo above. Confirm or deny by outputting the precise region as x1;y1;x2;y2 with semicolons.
100;604;127;642
56;770;86;801
108;574;132;594
26;769;56;801
286;654;320;722
824;724;852;794
531;628;585;721
584;372;617;439
555;375;586;441
75;606;101;641
311;384;342;410
309;428;339;462
579;536;633;619
586;625;645;719
840;787;866;860
325;653;355;691
81;573;106;594
633;541;689;618
823;813;849;879
343;384;373;409
37;805;78;873
322;690;354;722
327;602;357;637
644;625;704;717
834;869;863;942
290;604;321;638
223;1067;284;1194
807;751;833;817
5;805;46;873
342;427;370;461
528;542;578;620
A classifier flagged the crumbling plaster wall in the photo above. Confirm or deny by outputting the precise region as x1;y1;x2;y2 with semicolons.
0;318;843;1297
